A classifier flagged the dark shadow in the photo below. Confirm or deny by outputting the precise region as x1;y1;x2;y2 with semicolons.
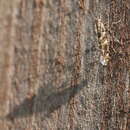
6;80;88;121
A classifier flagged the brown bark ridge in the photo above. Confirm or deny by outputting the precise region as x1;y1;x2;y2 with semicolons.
0;0;129;130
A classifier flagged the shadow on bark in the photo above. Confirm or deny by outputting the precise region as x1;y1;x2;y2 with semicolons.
6;80;87;121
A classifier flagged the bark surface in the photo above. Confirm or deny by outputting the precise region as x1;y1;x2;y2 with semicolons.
0;0;129;130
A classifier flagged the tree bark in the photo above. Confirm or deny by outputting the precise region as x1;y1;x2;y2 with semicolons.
0;0;129;130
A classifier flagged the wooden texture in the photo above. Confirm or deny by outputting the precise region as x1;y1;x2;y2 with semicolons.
0;0;129;130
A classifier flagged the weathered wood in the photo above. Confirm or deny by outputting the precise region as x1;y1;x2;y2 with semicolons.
0;0;129;130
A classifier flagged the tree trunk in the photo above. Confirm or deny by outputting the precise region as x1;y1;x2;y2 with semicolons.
0;0;129;130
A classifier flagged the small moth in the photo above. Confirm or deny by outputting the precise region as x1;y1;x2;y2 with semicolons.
95;18;110;66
